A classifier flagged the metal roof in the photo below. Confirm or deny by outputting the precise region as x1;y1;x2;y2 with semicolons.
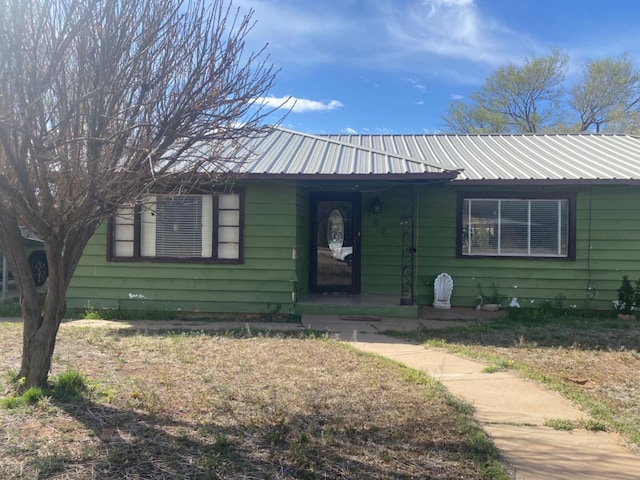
189;128;640;183
322;132;640;182
228;128;460;179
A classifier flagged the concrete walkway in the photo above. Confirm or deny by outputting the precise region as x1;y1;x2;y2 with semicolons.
303;315;640;480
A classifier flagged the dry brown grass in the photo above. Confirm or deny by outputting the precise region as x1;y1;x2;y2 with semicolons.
394;314;640;450
0;323;506;479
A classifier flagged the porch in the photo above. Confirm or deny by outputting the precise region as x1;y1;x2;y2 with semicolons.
295;294;418;318
295;293;506;321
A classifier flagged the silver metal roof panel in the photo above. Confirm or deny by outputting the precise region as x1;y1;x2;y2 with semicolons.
233;128;458;177
323;132;640;181
186;129;640;183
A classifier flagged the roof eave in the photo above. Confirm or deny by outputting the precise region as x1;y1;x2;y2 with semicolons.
452;178;640;186
239;172;460;181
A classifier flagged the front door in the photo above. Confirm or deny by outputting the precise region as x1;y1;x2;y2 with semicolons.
310;192;361;293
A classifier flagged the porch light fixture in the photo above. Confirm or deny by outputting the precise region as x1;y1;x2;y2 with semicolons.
372;197;382;214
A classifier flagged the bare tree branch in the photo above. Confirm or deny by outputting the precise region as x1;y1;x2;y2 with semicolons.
0;0;281;388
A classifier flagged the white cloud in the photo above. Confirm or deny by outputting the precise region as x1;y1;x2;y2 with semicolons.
449;93;464;100
409;78;427;92
358;127;394;134
255;96;343;113
342;127;358;134
383;0;532;69
425;0;474;5
360;76;380;88
416;100;425;105
236;0;351;66
237;1;543;84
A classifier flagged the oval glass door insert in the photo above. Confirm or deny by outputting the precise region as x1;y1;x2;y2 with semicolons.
327;209;344;250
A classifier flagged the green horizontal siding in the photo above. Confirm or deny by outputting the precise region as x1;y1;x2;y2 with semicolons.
244;237;295;248
67;182;299;314
416;185;640;310
72;265;297;282
295;186;309;298
70;287;293;303
360;188;410;296
245;225;297;238
68;180;640;315
69;278;294;293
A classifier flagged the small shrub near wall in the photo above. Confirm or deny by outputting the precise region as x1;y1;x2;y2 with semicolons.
615;275;640;320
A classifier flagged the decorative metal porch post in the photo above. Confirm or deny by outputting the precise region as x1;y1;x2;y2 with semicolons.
400;189;416;305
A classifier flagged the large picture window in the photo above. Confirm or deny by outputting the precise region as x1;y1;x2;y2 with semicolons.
458;193;575;259
109;192;243;263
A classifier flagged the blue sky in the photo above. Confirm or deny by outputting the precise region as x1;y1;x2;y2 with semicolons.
238;0;640;134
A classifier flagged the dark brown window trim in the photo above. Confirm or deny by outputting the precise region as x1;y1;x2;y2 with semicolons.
107;189;244;264
455;191;576;261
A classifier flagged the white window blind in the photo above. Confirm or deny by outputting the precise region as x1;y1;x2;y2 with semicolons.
462;198;568;257
154;195;204;257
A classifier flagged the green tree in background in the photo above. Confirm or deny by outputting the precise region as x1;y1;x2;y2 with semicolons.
570;54;640;133
443;51;640;134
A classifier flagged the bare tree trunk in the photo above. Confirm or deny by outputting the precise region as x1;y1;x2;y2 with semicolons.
18;283;67;389
16;235;88;389
19;311;60;389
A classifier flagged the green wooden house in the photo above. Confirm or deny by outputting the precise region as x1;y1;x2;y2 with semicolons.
66;128;640;317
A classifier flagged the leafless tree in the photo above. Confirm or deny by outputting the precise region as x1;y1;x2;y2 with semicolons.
0;0;279;388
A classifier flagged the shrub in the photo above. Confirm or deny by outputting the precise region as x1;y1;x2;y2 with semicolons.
50;370;88;402
616;275;639;315
478;282;506;305
0;387;45;409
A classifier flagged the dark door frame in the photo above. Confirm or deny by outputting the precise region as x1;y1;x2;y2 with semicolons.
309;191;361;293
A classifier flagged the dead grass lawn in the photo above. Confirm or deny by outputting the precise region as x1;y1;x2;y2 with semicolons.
0;323;506;479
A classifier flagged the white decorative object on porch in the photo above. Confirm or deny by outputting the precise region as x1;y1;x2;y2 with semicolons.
433;273;453;309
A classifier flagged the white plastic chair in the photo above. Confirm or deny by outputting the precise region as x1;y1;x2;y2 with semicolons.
433;273;453;309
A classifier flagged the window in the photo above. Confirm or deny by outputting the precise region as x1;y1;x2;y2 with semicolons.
457;193;574;259
109;192;243;263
